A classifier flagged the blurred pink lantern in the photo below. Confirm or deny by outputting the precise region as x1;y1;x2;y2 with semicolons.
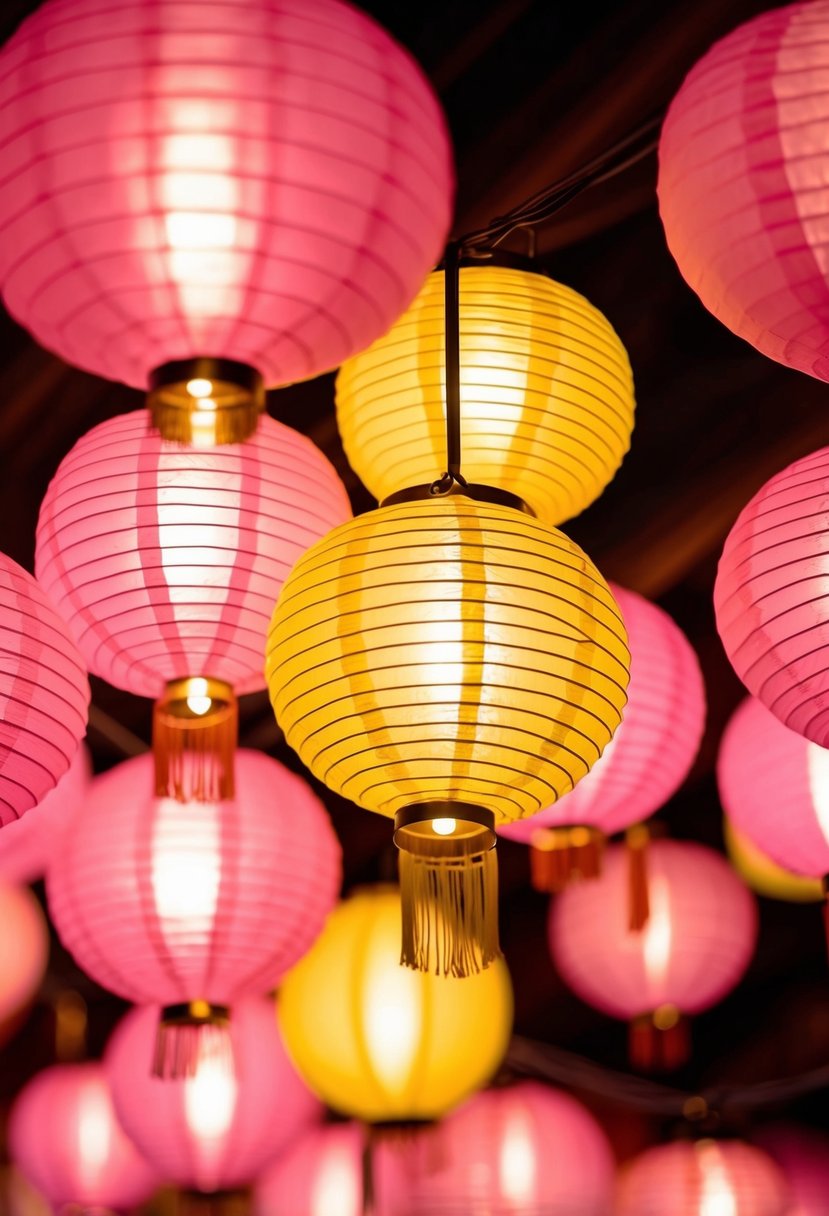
549;840;757;1070
0;746;91;885
106;997;320;1193
47;749;341;1076
36;409;350;801
0;552;88;826
658;3;829;381
255;1123;370;1216
0;882;49;1031
617;1139;791;1216
390;1081;615;1216
714;448;829;748
501;584;705;892
9;1063;160;1213
756;1125;829;1216
0;0;453;443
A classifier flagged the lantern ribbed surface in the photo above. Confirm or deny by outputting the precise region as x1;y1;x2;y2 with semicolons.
9;1063;160;1213
724;817;825;904
0;552;89;825
335;263;635;525
718;696;829;880
616;1140;791;1216
756;1125;829;1216
549;841;757;1019
394;1081;615;1216
0;745;90;885
658;3;829;379
278;887;513;1123
267;497;630;823
255;1123;371;1216
106;997;319;1193
0;0;453;390
46;748;341;1006
36;409;351;699
0;882;49;1025
714;447;829;746
501;583;705;843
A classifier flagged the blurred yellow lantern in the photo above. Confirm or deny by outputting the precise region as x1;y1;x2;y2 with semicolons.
266;493;630;976
724;817;824;904
277;887;513;1123
335;259;635;525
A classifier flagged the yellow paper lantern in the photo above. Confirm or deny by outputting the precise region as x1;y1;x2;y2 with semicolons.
278;886;513;1123
724;817;824;904
335;259;635;525
267;493;630;975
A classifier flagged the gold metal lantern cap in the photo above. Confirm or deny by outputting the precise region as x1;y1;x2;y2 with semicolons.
148;358;265;446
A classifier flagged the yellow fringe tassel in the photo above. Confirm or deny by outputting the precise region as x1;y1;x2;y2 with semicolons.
153;678;237;802
398;846;501;977
626;823;651;931
529;825;605;892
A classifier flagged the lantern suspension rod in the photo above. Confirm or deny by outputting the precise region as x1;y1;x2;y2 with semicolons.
432;240;467;496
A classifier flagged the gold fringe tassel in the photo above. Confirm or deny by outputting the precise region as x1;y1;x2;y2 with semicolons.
153;1001;232;1080
626;823;651;931
629;1005;689;1072
529;825;605;893
398;847;501;977
153;678;237;802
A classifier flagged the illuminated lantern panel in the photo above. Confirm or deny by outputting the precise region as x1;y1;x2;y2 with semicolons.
106;998;319;1194
278;887;513;1124
0;883;49;1029
335;262;635;526
8;1063;160;1213
658;2;829;380
0;746;91;886
616;1139;791;1216
756;1125;829;1216
254;1123;377;1216
718;696;829;880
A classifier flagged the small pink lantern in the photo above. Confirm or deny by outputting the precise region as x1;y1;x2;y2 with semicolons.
500;584;705;891
254;1123;367;1216
106;997;320;1194
714;448;829;747
0;745;91;885
389;1081;615;1216
616;1139;791;1216
9;1063;160;1213
549;840;758;1070
0;0;453;439
0;881;49;1029
658;3;829;381
47;748;341;1076
0;552;89;826
756;1125;829;1216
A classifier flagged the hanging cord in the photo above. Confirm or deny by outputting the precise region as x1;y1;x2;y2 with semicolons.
430;240;468;496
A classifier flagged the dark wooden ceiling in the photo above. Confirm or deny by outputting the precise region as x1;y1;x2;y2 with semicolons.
0;0;826;1158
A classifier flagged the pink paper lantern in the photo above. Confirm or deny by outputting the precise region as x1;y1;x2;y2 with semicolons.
255;1123;367;1216
0;745;91;885
106;997;320;1193
549;840;757;1068
756;1125;829;1216
47;748;341;1073
718;696;829;879
617;1139;791;1216
0;0;453;393
9;1063;160;1213
0;552;89;826
658;3;829;380
389;1081;615;1216
500;585;705;883
0;881;49;1026
714;448;829;747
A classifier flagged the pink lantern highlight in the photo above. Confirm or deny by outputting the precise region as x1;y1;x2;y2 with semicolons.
549;840;757;1067
36;409;351;700
658;3;829;380
255;1123;368;1216
0;0;453;392
714;448;829;747
106;997;320;1193
0;552;89;826
718;696;829;879
616;1139;791;1216
756;1125;829;1216
0;745;91;886
9;1063;160;1213
0;881;49;1027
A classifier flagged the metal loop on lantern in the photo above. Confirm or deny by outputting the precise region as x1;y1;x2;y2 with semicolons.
148;358;265;446
381;480;534;514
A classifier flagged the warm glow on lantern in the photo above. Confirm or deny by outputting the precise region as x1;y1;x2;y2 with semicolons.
699;1143;738;1216
361;941;423;1096
617;1139;790;1216
642;874;673;998
76;1079;114;1187
183;1042;238;1144
310;1142;361;1216
150;800;221;944
499;1106;537;1205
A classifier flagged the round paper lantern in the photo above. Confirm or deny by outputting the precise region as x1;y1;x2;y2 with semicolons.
714;447;829;746
756;1125;829;1216
335;258;635;525
617;1139;791;1216
254;1122;397;1216
0;746;91;886
724;817;825;904
107;997;319;1193
37;408;350;800
0;0;453;442
392;1081;615;1216
9;1063;160;1213
278;886;513;1123
0;552;89;826
268;494;629;974
501;584;705;890
549;840;757;1069
658;3;829;380
47;748;341;1076
0;882;49;1028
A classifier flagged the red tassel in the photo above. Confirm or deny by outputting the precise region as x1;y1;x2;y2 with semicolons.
626;824;651;931
529;826;605;893
629;1006;690;1072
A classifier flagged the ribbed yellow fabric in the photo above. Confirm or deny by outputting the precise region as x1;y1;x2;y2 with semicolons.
266;496;630;825
335;264;635;525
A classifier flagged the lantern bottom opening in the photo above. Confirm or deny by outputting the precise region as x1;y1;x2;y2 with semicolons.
153;677;237;802
148;357;264;446
154;1001;232;1080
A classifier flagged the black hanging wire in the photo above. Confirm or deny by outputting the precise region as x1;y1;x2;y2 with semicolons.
430;240;468;496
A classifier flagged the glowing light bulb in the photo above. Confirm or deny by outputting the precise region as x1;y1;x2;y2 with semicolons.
432;818;456;836
184;1047;237;1141
186;678;212;716
186;378;214;398
698;1142;738;1216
